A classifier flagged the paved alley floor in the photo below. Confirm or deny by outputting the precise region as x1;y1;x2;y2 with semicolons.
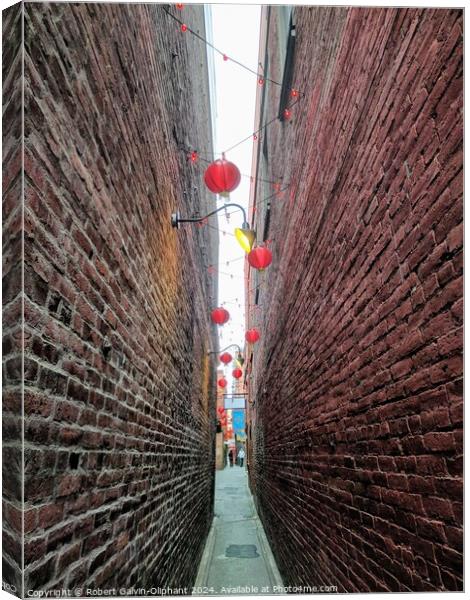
194;466;284;595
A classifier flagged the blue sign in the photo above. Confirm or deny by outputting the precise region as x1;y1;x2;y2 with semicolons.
232;410;245;435
224;395;246;410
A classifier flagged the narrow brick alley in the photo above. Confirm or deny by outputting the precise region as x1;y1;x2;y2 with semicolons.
2;2;463;597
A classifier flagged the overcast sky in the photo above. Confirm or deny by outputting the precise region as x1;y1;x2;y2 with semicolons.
210;3;261;385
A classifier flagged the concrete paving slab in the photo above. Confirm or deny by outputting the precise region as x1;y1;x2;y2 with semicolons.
194;467;284;595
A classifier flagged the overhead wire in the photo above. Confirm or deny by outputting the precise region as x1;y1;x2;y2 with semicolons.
162;5;302;92
163;3;296;346
163;5;305;159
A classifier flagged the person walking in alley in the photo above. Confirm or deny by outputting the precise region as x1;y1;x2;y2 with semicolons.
228;448;234;467
238;447;245;467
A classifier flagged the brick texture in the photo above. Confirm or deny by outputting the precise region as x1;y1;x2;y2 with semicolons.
2;2;24;596
4;1;219;594
247;7;463;593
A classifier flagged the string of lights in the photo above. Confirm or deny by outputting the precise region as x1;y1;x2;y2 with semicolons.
223;281;264;304
204;222;236;237
221;96;302;155
218;270;245;280
187;187;289;231
167;4;288;361
217;185;290;223
164;5;302;93
206;255;245;272
180;92;302;159
181;143;283;187
164;4;305;158
221;186;290;218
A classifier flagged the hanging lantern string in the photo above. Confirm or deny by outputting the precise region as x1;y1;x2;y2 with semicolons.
204;222;236;237
252;186;290;209
219;185;290;222
223;281;264;303
206;241;275;279
180;92;302;161
223;300;263;309
189;187;289;227
165;4;306;158
219;271;245;280
207;255;245;271
180;143;283;187
163;5;304;95
187;208;240;227
222;96;303;155
218;191;289;222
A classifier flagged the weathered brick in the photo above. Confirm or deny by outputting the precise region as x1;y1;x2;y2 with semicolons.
57;542;81;572
38;503;64;530
7;2;219;595
247;5;462;594
25;555;56;592
422;432;456;453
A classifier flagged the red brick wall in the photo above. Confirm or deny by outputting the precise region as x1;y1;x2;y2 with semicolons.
2;2;24;595
3;2;218;594
248;7;463;592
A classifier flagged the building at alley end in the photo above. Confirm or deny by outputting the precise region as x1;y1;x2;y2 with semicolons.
3;2;219;595
245;6;463;593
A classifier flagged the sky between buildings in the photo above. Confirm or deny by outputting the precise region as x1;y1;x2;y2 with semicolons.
210;3;261;386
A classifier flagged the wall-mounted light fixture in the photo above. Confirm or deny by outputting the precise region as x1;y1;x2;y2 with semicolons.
171;203;256;254
208;344;245;367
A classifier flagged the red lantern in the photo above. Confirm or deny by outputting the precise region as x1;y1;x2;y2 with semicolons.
220;352;232;364
248;247;272;270
232;368;243;379
245;328;260;344
211;307;230;325
218;377;227;389
204;156;241;195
